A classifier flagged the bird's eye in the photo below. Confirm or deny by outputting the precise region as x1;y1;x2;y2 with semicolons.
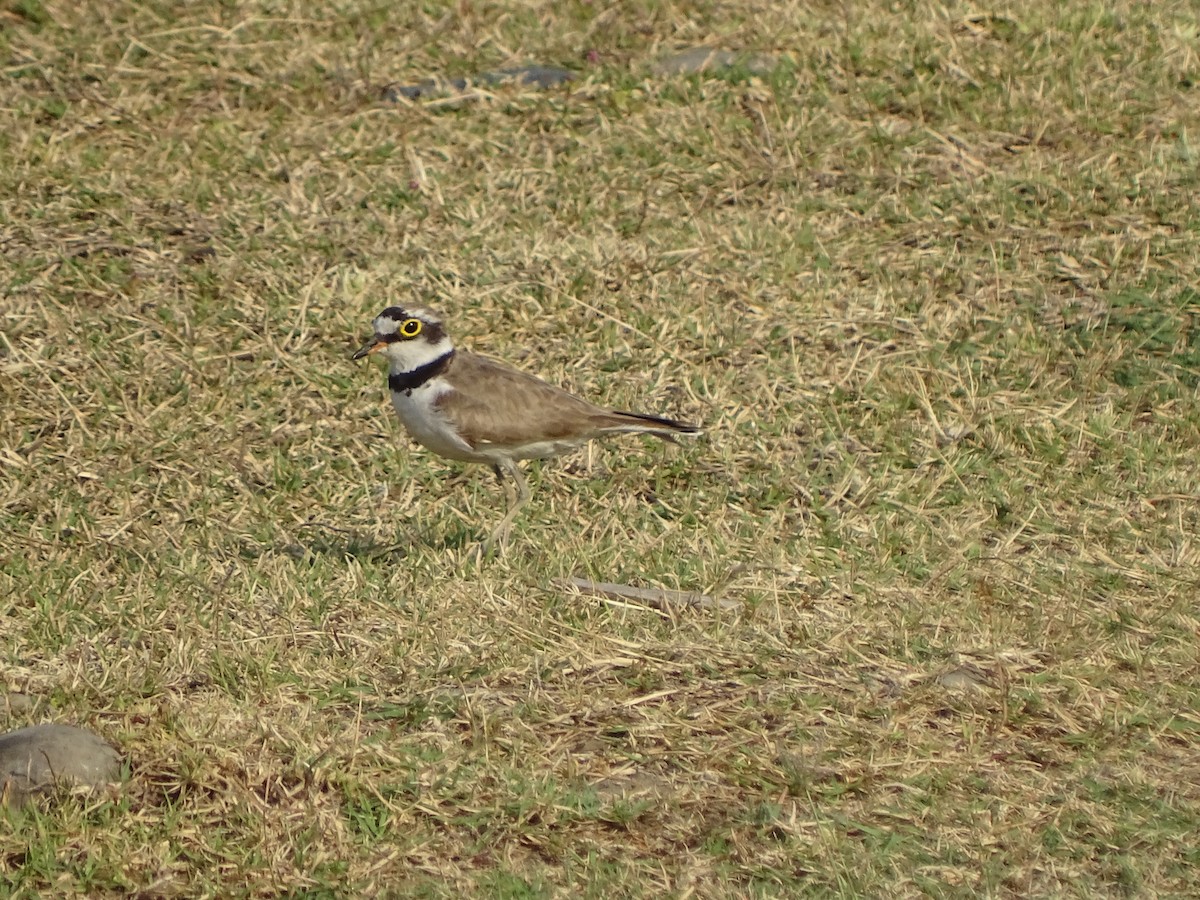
401;318;423;338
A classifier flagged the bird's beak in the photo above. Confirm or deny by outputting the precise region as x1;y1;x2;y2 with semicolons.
352;337;386;360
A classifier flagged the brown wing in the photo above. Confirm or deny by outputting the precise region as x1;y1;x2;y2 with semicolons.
434;352;616;448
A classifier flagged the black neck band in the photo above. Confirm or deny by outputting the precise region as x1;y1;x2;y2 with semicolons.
389;351;454;395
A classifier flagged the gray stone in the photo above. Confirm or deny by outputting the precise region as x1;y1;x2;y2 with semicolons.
0;723;121;807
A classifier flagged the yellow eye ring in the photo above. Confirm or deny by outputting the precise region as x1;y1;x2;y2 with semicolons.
401;318;423;338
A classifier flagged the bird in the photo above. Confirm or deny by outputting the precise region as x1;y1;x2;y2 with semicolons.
353;304;699;550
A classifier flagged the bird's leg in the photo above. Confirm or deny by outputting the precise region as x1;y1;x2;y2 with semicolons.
483;459;530;554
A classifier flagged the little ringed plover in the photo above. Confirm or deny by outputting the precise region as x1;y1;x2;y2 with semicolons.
353;305;699;548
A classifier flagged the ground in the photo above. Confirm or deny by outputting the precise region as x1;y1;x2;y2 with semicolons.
1;0;1198;896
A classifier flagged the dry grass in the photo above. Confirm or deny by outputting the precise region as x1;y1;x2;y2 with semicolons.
2;0;1199;895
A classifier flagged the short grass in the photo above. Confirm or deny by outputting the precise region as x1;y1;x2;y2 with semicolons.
2;0;1199;895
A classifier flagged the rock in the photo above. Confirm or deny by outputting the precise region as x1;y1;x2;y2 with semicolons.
0;724;121;808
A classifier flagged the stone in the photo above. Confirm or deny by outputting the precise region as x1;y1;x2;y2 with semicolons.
0;723;121;807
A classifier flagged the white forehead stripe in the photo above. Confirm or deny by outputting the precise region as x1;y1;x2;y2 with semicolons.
373;315;401;334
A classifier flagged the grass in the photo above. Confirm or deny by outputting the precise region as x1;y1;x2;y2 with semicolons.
2;0;1199;895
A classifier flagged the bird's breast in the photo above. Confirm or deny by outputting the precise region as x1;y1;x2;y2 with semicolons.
389;382;482;462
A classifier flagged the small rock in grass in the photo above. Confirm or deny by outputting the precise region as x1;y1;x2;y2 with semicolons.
0;724;121;808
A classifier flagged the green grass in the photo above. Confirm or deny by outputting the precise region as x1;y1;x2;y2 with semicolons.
1;0;1199;895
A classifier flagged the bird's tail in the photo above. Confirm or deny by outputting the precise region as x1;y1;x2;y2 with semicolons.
606;410;701;442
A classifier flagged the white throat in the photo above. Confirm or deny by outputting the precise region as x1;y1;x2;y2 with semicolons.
384;334;455;375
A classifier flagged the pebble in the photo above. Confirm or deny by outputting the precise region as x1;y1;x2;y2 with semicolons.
0;723;121;808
